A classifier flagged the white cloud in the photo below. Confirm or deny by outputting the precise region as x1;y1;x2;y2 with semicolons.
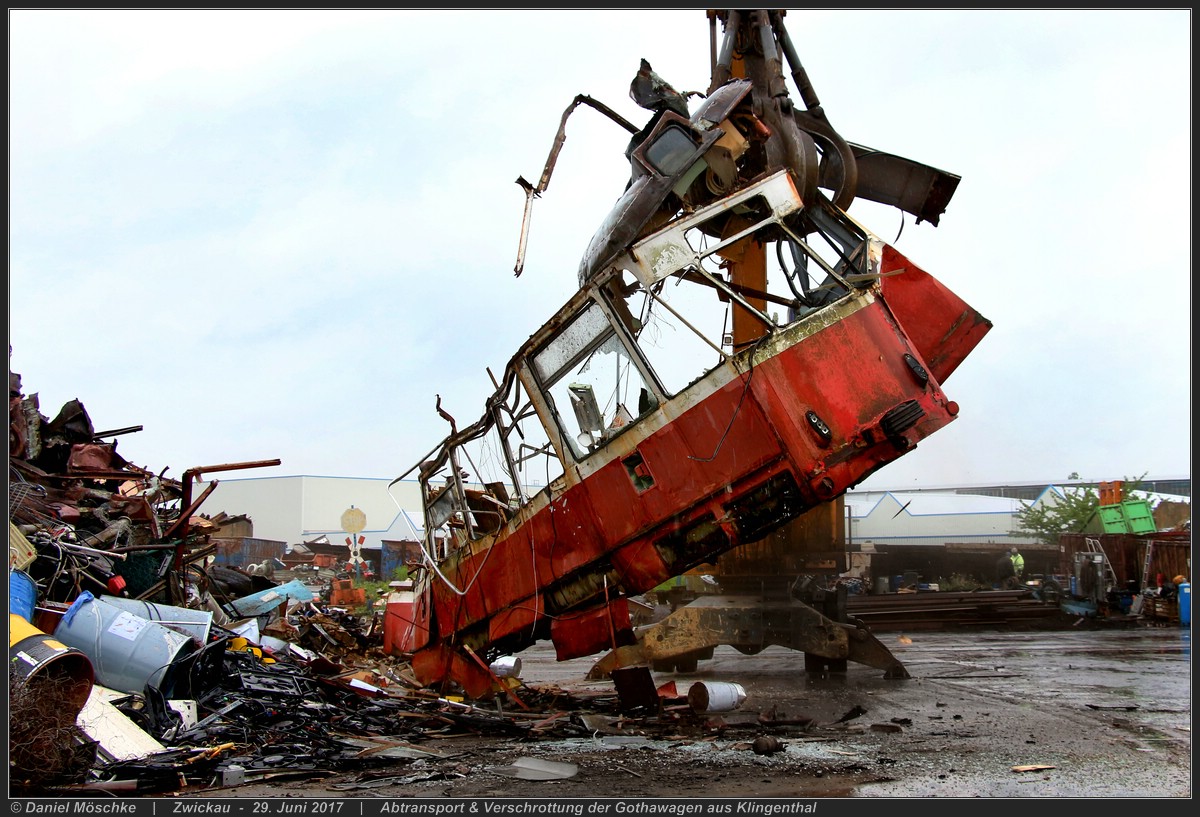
10;9;1191;486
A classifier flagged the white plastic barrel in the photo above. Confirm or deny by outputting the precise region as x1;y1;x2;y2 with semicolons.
688;680;747;713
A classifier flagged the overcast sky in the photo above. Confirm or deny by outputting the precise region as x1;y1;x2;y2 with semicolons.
9;9;1191;493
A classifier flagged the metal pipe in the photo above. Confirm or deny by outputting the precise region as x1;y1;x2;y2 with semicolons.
91;425;144;439
178;459;281;514
772;11;821;110
709;9;741;94
58;542;128;561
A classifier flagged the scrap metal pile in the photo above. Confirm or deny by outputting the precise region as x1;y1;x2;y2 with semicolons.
6;369;748;797
9;368;284;608
11;370;191;602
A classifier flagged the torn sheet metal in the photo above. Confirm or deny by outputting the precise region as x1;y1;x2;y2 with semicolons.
229;579;315;618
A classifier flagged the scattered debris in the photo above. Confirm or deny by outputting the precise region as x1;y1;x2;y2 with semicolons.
751;735;784;755
490;757;579;781
758;707;816;730
835;705;868;723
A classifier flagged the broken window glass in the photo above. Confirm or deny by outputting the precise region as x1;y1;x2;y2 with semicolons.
532;301;657;460
599;173;881;396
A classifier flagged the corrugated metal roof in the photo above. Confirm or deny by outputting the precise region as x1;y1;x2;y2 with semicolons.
846;490;1028;518
847;485;1180;525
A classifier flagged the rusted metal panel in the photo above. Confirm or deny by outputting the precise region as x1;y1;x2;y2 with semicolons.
67;443;115;472
487;601;541;647
1059;531;1191;590
834;143;961;227
718;497;846;576
477;535;538;621
549;599;631;661
212;539;247;567
878;245;992;384
212;537;286;568
380;539;420;581
383;587;420;656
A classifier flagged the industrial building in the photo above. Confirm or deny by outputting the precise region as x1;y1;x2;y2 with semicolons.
198;475;1188;585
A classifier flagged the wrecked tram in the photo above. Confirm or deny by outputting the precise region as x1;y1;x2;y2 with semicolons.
390;9;991;699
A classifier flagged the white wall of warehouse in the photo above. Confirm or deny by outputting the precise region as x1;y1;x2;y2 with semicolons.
846;490;1042;548
200;476;1058;551
198;475;425;549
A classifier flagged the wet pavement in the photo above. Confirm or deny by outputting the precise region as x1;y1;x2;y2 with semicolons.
511;624;1193;798
144;622;1193;801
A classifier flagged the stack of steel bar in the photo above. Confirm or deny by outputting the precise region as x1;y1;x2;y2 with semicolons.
847;589;1063;632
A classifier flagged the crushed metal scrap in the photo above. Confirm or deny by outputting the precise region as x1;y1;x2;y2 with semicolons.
6;369;777;796
10;368;281;609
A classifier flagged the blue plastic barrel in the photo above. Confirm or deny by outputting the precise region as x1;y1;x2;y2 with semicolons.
53;595;194;696
1179;582;1191;626
9;569;37;622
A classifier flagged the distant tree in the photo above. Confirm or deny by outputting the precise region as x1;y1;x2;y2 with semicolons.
1013;484;1100;545
1120;472;1150;496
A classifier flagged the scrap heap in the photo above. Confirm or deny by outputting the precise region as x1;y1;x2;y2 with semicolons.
12;369;190;602
9;368;279;606
6;368;723;796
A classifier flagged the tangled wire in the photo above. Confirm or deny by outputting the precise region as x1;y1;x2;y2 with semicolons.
8;667;97;794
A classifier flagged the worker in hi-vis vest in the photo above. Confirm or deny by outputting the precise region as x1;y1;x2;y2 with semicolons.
1009;546;1025;580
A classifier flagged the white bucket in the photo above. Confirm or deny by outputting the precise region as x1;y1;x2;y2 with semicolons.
688;680;747;713
489;655;522;678
53;596;195;696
